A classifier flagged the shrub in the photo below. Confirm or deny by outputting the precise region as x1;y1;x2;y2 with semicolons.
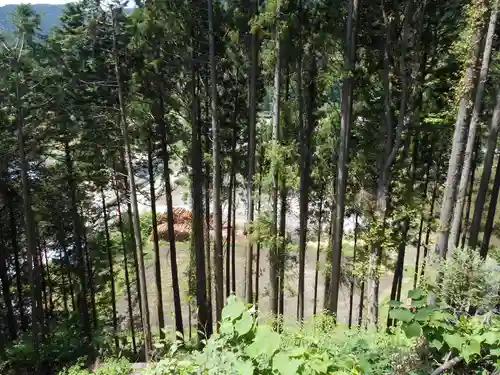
423;247;500;312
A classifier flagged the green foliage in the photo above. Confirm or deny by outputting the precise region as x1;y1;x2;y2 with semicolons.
423;247;500;312
389;289;500;370
140;297;420;375
58;358;131;375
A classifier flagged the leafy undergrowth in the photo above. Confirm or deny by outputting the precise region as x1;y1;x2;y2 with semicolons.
59;292;500;375
59;296;424;375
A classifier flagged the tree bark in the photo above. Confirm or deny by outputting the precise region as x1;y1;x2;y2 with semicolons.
207;0;224;325
414;160;431;288
460;140;479;248
480;153;500;258
0;238;18;340
270;0;282;316
147;133;165;339
81;207;97;330
157;100;184;336
16;59;43;358
64;141;91;339
348;212;358;328
298;45;318;321
112;9;152;358
313;195;324;316
245;0;259;305
101;187;118;350
8;199;26;330
254;170;263;306
368;0;413;325
449;3;497;250
191;55;210;341
226;172;233;297
421;163;441;281
435;6;485;258
226;110;237;297
113;179;137;354
231;181;237;294
329;0;359;315
469;85;500;250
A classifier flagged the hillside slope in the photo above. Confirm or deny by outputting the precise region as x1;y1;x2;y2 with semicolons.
0;4;64;34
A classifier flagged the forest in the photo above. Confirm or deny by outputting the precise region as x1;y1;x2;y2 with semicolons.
0;0;499;374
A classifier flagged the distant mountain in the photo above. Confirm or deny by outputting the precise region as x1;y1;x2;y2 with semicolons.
0;4;65;35
0;4;134;36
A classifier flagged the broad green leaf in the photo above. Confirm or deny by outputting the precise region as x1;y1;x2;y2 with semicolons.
389;308;414;322
411;299;427;308
237;361;254;375
490;348;500;356
404;322;422;338
234;311;253;336
414;307;435;321
245;326;281;358
222;296;246;320
461;340;481;363
273;352;301;375
408;289;423;300
287;347;307;357
388;300;402;307
444;333;465;350
220;320;234;336
308;358;328;374
430;339;443;350
482;331;499;345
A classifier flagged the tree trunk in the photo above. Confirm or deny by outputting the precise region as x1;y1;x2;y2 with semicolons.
480;153;500;258
329;0;359;315
324;210;334;310
43;244;54;316
254;171;263;306
64;141;91;339
388;135;419;327
278;180;287;317
245;0;259;305
348;212;358;328
37;238;48;317
191;56;210;342
81;207;97;330
368;0;412;325
231;181;237;294
421;164;440;281
469;85;500;250
358;281;365;326
113;180;137;354
8;200;26;330
0;238;18;340
16;63;43;357
460;140;479;248
414;160;431;288
147;133;165;339
112;10;152;358
270;0;282;317
226;116;237;297
313;196;324;316
226;173;233;297
101;188;118;350
59;229;76;313
449;3;497;250
298;46;317;321
435;6;485;258
202;89;213;333
207;0;224;324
